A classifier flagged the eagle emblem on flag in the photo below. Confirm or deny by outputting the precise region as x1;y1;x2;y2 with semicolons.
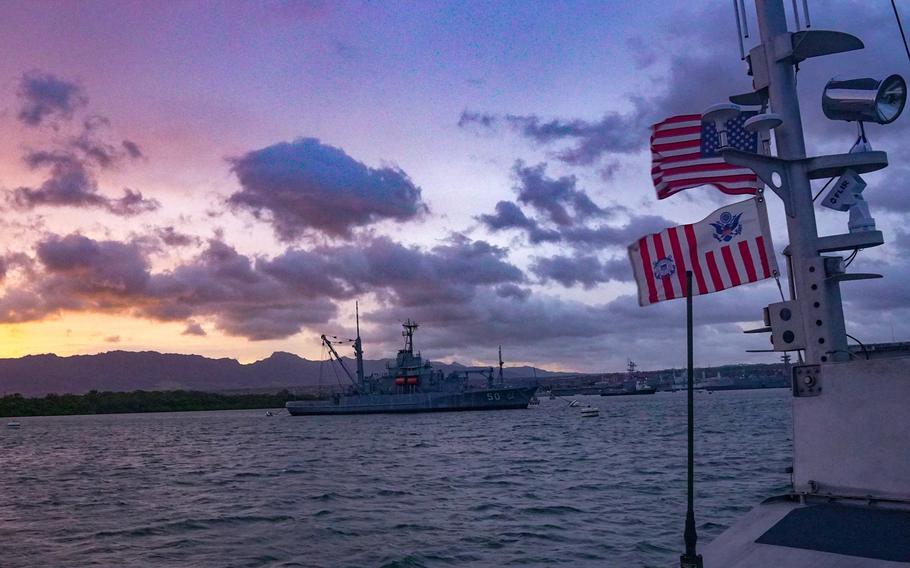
710;211;744;243
653;256;677;280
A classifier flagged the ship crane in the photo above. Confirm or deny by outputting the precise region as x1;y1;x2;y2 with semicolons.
319;302;367;390
459;367;496;388
321;334;357;387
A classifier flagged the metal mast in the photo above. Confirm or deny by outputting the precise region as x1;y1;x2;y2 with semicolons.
757;0;844;364
354;302;365;388
498;345;504;385
724;0;884;365
402;319;418;354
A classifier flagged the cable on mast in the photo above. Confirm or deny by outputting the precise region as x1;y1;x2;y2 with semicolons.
892;0;910;65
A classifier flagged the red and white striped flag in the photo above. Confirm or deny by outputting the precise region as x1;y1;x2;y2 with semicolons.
628;198;778;306
651;113;763;199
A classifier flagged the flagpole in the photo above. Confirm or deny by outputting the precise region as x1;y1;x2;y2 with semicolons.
681;270;703;568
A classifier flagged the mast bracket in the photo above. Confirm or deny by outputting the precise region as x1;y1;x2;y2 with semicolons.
793;364;822;397
816;231;884;253
743;326;772;334
722;149;889;218
778;30;864;64
828;272;882;282
722;149;796;215
805;151;888;179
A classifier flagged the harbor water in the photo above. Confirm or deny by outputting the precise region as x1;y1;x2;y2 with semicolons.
0;389;791;567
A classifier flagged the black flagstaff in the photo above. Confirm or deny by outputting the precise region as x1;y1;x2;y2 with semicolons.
681;270;703;568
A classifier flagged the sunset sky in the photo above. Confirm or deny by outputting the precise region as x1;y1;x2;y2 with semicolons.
0;0;908;372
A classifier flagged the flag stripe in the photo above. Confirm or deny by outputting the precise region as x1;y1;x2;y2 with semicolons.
651;234;675;300
683;224;708;295
638;237;658;305
667;226;689;295
705;250;724;292
651;112;761;200
738;240;757;282
721;245;742;287
756;235;771;278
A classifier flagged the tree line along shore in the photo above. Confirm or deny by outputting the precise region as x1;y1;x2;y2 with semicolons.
0;389;321;417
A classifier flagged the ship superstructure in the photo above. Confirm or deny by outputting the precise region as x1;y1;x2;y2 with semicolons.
286;309;537;415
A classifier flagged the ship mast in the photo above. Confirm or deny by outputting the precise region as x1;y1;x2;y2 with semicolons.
498;345;504;385
402;319;418;354
354;302;365;387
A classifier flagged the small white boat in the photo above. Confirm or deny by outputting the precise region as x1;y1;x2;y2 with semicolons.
580;406;599;417
568;400;580;407
6;421;21;428
265;411;274;417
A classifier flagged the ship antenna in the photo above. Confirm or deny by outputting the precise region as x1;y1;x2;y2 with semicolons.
498;345;504;385
354;302;365;388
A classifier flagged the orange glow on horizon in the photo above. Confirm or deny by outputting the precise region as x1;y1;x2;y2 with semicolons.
0;313;324;364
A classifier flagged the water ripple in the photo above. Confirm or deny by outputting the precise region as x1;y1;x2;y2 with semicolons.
0;389;792;567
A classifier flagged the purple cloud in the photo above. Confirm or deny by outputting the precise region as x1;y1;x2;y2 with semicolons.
8;73;158;216
228;138;429;240
512;161;604;225
17;71;88;127
458;110;643;166
531;254;632;288
477;200;561;244
13;152;159;216
182;322;207;336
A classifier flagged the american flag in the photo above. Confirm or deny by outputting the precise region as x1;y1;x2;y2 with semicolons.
651;113;762;200
628;198;778;306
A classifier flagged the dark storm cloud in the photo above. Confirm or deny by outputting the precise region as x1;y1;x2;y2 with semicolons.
228;138;429;240
458;110;643;166
531;254;631;288
16;71;88;127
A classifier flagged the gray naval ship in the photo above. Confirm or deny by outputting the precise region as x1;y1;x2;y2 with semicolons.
286;314;537;416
